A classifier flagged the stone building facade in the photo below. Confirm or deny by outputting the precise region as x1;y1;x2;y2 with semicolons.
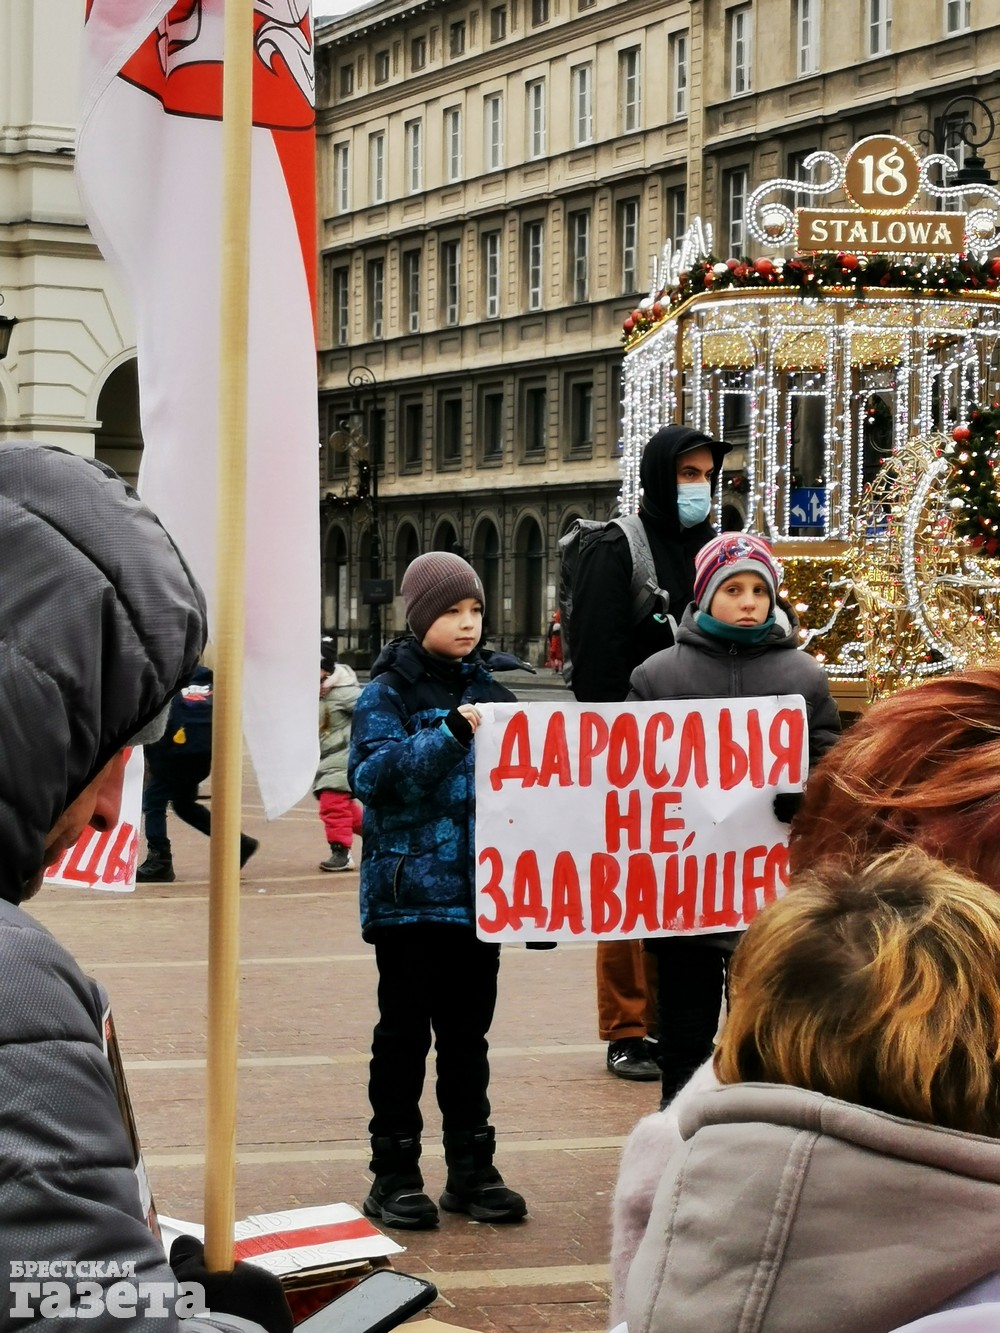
315;0;998;661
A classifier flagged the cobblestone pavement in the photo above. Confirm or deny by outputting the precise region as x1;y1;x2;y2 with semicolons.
29;751;658;1333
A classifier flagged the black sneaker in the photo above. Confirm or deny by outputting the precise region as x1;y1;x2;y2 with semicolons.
440;1168;527;1224
363;1176;439;1230
319;846;355;872
135;855;175;884
606;1037;660;1081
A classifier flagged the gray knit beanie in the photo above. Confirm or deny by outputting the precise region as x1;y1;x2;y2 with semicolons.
401;552;486;643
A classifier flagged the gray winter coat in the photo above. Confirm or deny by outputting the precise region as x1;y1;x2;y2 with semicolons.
0;445;260;1330
625;1082;1000;1333
627;603;841;767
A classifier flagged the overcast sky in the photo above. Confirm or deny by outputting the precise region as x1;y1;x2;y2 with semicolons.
313;0;369;17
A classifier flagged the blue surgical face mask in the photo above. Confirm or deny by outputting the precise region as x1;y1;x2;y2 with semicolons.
677;482;712;528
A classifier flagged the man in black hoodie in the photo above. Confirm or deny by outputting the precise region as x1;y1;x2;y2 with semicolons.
569;425;730;1081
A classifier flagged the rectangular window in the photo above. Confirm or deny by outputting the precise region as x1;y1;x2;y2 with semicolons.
444;107;463;182
490;5;507;40
619;198;639;294
526;220;544;310
670;32;688;119
571;64;593;146
449;20;466;55
411;35;427;70
485;93;504;171
524;385;547;457
569;379;594;455
402;399;423;469
405;119;422;193
724;167;748;257
442;240;461;325
729;5;752;96
339;64;354;96
569;209;590;302
868;0;890;54
369;132;385;205
786;147;814;206
483;389;504;460
796;0;818;75
374;50;389;83
531;0;549;23
620;48;641;134
945;0;970;31
484;231;501;318
333;142;350;213
667;183;687;244
404;251;421;332
527;79;546;159
367;258;384;339
332;267;349;347
441;395;463;465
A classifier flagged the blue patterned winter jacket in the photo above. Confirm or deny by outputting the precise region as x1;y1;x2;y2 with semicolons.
348;636;519;939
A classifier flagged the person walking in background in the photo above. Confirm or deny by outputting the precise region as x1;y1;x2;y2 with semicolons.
570;424;731;1082
349;551;527;1231
628;532;840;1109
136;663;258;883
314;635;362;872
543;610;563;672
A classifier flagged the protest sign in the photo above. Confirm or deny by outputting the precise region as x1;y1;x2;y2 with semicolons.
474;697;808;942
43;745;144;892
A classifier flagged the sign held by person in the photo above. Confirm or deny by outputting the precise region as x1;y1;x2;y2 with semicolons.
475;698;808;942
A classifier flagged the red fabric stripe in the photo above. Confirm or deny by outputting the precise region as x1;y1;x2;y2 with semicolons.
233;1219;378;1260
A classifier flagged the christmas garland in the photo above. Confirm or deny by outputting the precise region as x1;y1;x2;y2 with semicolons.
623;252;1000;348
943;403;1000;554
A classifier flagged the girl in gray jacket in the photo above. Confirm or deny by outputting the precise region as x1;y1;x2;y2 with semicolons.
627;532;840;1107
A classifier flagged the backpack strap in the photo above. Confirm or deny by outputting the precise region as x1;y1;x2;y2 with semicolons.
612;514;672;625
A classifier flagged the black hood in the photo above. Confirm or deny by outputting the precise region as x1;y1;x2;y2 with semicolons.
0;445;207;902
638;425;731;539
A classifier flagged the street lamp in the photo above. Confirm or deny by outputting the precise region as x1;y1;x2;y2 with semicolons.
921;94;997;190
0;294;17;362
326;366;391;665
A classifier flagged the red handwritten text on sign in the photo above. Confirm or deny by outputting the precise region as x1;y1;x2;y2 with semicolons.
474;698;807;942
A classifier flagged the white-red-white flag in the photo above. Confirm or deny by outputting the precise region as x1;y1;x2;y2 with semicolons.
76;0;320;817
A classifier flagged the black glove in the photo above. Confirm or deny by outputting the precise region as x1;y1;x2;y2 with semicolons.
772;792;804;825
170;1235;293;1333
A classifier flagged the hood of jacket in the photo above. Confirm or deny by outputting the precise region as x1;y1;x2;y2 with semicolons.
674;599;800;653
626;1082;1000;1333
638;425;731;542
0;444;207;903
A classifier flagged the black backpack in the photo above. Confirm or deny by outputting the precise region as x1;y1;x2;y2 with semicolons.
557;513;672;686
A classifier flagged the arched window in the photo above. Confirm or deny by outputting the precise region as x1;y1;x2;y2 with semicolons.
393;523;421;635
95;360;143;486
322;525;349;636
433;520;459;553
513;515;544;641
472;519;502;639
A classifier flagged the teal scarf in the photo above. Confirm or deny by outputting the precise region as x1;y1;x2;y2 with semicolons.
695;610;775;646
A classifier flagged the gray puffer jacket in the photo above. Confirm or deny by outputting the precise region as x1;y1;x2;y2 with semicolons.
313;662;362;795
0;445;264;1330
627;602;841;767
625;1083;1000;1333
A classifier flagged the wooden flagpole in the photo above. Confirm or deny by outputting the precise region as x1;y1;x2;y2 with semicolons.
204;0;254;1270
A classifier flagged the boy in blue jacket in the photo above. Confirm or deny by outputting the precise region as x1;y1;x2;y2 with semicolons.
349;551;527;1230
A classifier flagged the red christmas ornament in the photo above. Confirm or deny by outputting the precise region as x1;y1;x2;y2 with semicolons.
623;316;635;334
753;258;775;277
839;252;859;270
952;426;971;442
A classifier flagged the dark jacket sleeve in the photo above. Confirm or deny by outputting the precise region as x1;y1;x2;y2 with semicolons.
804;670;842;769
569;533;635;702
348;678;471;808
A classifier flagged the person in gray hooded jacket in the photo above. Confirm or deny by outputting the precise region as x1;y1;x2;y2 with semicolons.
0;444;291;1332
627;531;840;1108
624;849;1000;1333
